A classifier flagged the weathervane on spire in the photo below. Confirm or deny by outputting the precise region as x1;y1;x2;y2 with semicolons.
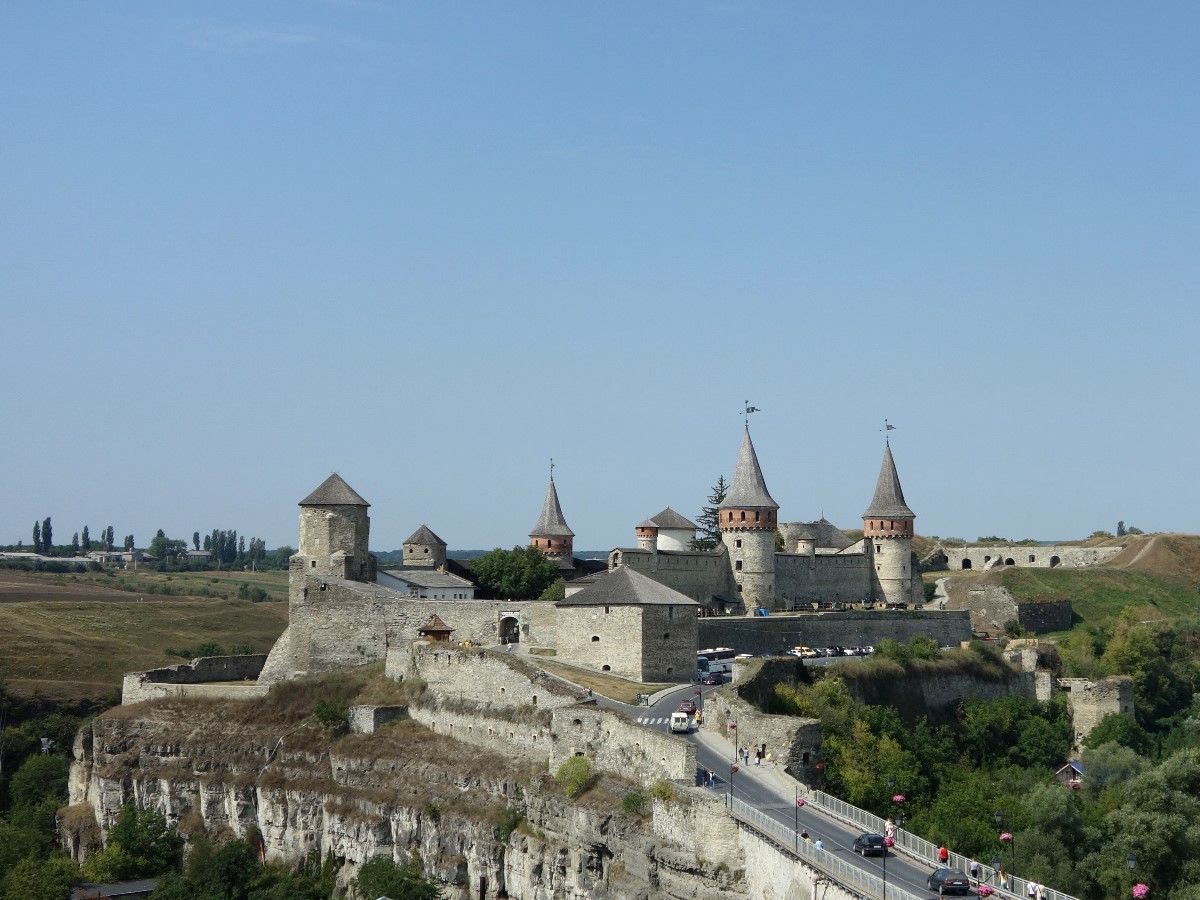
881;419;897;444
743;401;761;429
549;457;555;481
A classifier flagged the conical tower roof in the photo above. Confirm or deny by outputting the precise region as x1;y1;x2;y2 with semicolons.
403;524;446;547
863;444;914;519
720;429;779;510
299;473;370;507
530;478;574;537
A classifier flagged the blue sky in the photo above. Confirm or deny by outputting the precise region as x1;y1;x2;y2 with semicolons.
2;2;1197;552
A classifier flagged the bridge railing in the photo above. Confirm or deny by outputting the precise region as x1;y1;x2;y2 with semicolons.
807;791;1077;900
728;795;926;900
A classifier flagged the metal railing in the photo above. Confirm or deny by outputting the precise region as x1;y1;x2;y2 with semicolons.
807;791;1077;900
728;795;926;900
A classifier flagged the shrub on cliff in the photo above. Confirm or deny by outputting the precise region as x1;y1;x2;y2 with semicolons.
555;754;594;799
355;852;442;900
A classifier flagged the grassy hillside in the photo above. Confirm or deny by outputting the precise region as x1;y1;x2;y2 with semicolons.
995;566;1199;626
0;570;289;703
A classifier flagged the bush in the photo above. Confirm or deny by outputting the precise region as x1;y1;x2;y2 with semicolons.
493;801;526;841
1003;619;1023;638
311;699;348;731
620;791;646;818
649;779;675;805
555;755;594;799
354;853;442;900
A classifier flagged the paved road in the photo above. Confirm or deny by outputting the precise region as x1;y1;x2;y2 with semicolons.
607;680;973;899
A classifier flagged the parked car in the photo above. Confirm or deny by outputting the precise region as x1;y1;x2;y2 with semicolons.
678;699;697;714
927;868;971;895
798;646;819;659
700;672;723;685
851;833;886;857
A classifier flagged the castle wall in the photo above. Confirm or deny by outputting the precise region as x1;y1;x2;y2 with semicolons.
556;605;645;681
1018;599;1073;633
613;549;737;605
1059;676;1135;748
550;705;696;787
260;576;559;684
723;527;775;610
963;586;1073;634
775;553;870;606
399;643;579;710
698;610;973;655
122;655;268;705
639;604;699;682
942;545;1121;571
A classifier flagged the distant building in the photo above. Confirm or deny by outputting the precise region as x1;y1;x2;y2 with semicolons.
377;567;476;599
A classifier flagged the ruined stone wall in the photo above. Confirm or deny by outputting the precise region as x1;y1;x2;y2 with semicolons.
411;704;552;762
942;545;1122;570
1059;676;1136;747
400;642;578;710
122;655;268;705
639;603;699;682
549;704;696;787
698;610;972;655
1018;599;1073;633
962;585;1020;633
700;678;823;784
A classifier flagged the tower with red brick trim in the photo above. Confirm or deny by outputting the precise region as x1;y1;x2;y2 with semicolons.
862;441;916;606
529;476;574;560
720;427;779;612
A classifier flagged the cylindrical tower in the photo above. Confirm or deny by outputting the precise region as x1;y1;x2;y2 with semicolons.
862;443;916;606
530;476;574;560
635;521;658;551
720;428;779;611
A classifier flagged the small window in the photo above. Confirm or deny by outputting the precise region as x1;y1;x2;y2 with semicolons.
735;560;743;571
602;664;611;671
591;635;600;642
1029;555;1036;563
740;511;746;521
311;560;317;568
663;632;669;640
735;539;742;549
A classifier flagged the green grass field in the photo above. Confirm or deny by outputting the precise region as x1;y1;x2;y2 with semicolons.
997;566;1200;627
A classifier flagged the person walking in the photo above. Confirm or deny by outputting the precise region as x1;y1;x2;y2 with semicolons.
998;869;1008;891
970;860;980;884
884;818;895;841
938;844;949;864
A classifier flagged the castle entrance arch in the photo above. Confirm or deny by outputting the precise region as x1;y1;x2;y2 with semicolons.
499;615;520;645
961;558;973;570
1049;555;1061;568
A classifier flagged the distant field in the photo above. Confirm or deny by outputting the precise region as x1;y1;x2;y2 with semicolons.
0;571;289;703
996;566;1200;627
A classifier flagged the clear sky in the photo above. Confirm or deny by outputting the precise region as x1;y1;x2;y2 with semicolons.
2;2;1197;553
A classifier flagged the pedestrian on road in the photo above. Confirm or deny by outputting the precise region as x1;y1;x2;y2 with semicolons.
814;839;824;850
939;845;949;864
884;818;895;841
998;869;1008;890
707;769;715;788
801;831;811;843
970;860;980;884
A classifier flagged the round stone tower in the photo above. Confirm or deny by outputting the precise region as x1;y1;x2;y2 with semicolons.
720;427;779;611
529;476;574;560
862;442;916;606
295;473;375;583
635;520;658;551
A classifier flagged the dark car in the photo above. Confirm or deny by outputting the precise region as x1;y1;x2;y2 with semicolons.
927;868;971;895
700;672;723;685
852;833;886;857
678;700;697;714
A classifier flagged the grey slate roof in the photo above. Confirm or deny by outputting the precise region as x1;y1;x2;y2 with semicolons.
637;507;698;530
719;428;779;510
403;524;446;547
299;473;370;507
530;478;574;537
380;568;475;589
557;565;698;607
862;444;915;519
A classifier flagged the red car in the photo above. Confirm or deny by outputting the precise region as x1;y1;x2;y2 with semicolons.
678;700;697;714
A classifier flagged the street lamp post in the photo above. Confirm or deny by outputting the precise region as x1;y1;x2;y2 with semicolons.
992;855;1002;889
1126;853;1137;899
730;721;738;763
996;810;1018;873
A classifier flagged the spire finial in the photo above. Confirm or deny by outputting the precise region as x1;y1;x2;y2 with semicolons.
550;457;555;481
881;418;896;445
743;401;760;429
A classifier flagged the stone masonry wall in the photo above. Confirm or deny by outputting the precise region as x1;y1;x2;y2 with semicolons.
260;576;559;684
639;603;699;682
614;549;738;605
1018;599;1073;634
550;704;696;787
556;605;645;681
776;553;870;607
399;642;578;710
962;584;1020;633
941;545;1122;570
699;610;972;655
122;655;268;705
1059;676;1135;747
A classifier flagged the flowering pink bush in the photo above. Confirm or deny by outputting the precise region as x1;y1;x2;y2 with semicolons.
892;793;906;803
1132;884;1149;899
978;886;994;897
884;836;895;847
999;832;1013;842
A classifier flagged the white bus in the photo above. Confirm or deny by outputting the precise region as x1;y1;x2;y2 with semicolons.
697;647;738;675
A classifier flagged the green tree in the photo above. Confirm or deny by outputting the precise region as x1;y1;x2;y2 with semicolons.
691;475;727;550
105;804;183;878
192;531;200;551
40;518;51;553
104;525;114;551
81;525;90;551
70;533;79;554
1083;713;1154;756
470;546;560;599
555;755;594;799
354;854;442;900
1;854;78;900
31;521;40;554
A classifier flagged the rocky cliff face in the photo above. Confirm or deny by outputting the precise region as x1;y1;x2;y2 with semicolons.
67;697;744;899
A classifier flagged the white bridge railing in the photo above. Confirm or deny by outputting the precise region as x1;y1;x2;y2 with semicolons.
728;795;926;900
808;791;1080;900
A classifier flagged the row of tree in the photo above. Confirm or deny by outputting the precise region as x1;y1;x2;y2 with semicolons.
26;520;117;555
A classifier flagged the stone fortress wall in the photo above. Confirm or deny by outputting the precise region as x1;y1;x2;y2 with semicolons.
699;609;973;655
121;655;269;704
1058;676;1136;747
775;552;871;606
610;547;738;605
938;544;1122;571
962;584;1073;635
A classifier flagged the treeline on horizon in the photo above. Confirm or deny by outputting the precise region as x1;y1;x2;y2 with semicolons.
2;518;294;571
